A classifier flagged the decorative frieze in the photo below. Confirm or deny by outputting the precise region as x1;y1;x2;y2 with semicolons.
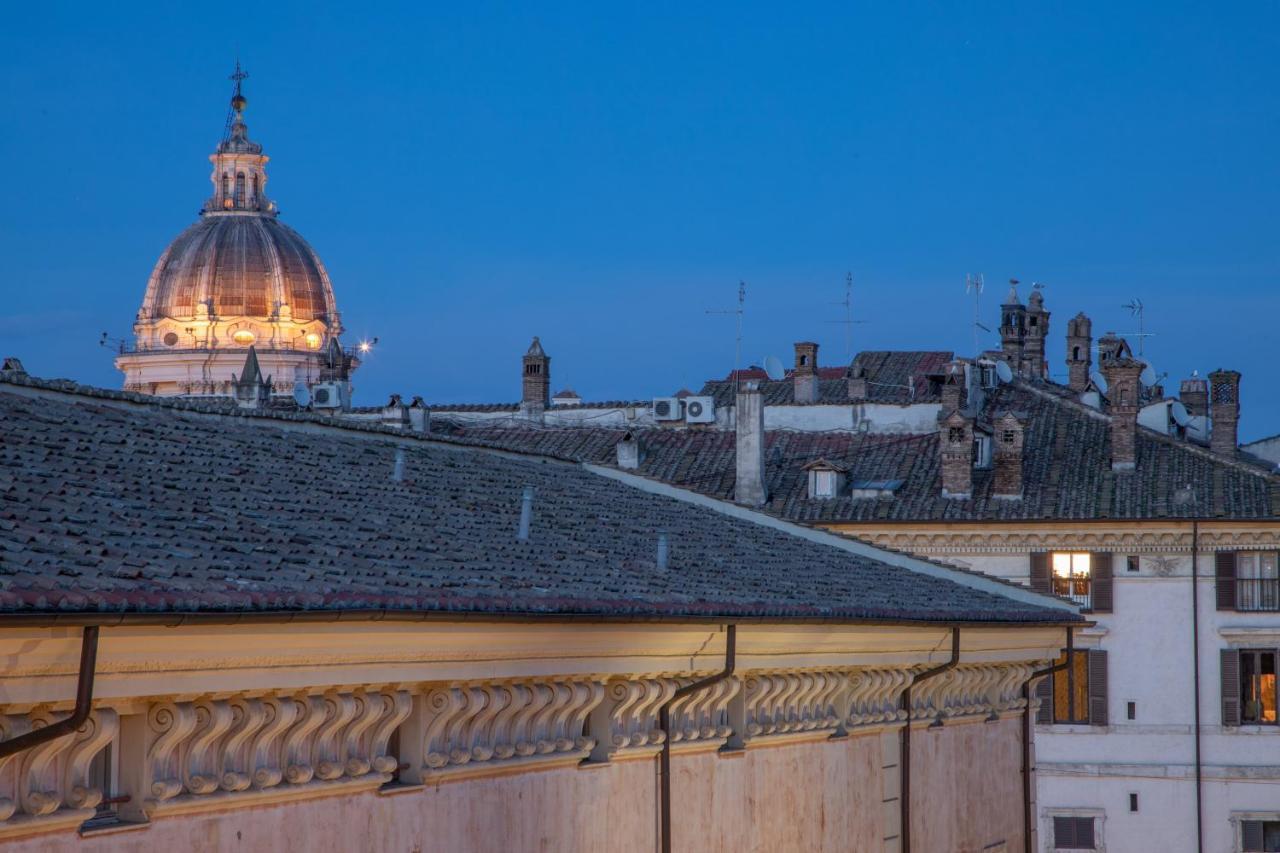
845;526;1280;557
733;670;845;746
588;675;741;762
0;709;117;837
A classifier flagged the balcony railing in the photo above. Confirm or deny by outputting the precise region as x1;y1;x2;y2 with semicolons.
1237;578;1280;612
1052;576;1092;610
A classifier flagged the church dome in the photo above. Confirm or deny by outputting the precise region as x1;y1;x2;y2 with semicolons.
141;214;338;325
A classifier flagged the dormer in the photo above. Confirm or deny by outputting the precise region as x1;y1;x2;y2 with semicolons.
802;458;849;500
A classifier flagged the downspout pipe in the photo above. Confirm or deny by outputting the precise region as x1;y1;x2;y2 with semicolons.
0;626;99;760
1020;625;1074;853
901;626;960;853
1191;521;1204;853
658;623;736;853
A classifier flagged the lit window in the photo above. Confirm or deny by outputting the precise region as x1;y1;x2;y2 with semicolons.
1052;553;1092;608
304;333;322;350
232;330;256;345
1241;650;1278;725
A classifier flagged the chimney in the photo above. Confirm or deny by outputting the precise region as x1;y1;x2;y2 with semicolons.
521;337;550;419
616;431;644;470
1209;369;1241;455
408;396;429;433
939;411;974;499
846;364;868;401
1180;375;1208;418
381;394;409;428
1065;312;1093;393
992;412;1025;498
735;383;767;506
999;279;1026;372
1102;355;1144;471
793;342;819;404
1024;287;1050;379
940;360;966;413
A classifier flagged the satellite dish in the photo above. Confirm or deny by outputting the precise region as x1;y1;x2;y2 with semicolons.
292;382;311;407
994;361;1014;384
763;355;785;382
1171;401;1191;426
1139;359;1158;387
1090;371;1109;394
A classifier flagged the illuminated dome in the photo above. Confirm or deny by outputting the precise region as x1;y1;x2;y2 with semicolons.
116;66;356;397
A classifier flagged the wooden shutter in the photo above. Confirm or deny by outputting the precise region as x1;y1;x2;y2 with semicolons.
1091;552;1114;613
1030;552;1051;594
1216;551;1237;611
1075;816;1095;849
1035;674;1053;725
1052;815;1075;848
1241;819;1264;852
1221;649;1241;727
1087;649;1108;726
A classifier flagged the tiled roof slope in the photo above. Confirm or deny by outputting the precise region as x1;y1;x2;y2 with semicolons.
437;382;1280;521
701;351;953;406
0;381;1070;622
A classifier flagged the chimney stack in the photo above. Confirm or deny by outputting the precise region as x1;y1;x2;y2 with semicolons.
940;360;966;414
992;412;1026;498
521;337;551;419
735;383;767;506
616;431;644;470
1024;288;1050;379
999;279;1026;373
793;342;819;404
1209;369;1241;455
1102;355;1144;471
1180;375;1208;418
846;364;868;400
408;396;429;433
939;411;974;499
1065;312;1093;393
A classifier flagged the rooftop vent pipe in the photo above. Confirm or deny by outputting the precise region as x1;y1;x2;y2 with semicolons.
517;486;534;540
656;532;669;570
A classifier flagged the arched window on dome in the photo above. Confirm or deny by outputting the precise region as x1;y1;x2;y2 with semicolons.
234;172;246;209
221;173;230;201
251;174;259;206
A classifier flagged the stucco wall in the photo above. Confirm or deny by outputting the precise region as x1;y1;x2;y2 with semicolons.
11;723;1026;853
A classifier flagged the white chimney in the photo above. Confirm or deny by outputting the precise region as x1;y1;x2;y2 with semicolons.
616;431;644;470
735;383;767;506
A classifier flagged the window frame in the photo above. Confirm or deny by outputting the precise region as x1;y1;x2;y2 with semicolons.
1240;648;1278;727
1048;810;1103;851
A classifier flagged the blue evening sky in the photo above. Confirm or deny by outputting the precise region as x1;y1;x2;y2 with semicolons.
2;4;1277;438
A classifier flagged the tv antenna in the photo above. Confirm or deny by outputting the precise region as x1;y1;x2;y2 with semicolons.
825;272;868;363
1120;298;1155;356
707;281;746;392
966;274;990;354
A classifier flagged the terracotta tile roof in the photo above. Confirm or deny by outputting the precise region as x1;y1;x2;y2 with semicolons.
0;376;1071;623
438;381;1280;521
703;351;954;406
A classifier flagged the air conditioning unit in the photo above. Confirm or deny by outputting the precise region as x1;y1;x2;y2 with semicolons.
652;397;684;421
310;382;347;409
684;396;716;424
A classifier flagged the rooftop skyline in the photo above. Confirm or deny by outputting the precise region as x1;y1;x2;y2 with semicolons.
2;3;1278;438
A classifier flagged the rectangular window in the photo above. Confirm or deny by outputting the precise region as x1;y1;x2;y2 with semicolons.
1129;793;1139;812
1052;650;1092;724
1052;552;1093;609
811;470;838;498
1052;815;1096;850
1237;553;1280;612
1126;555;1140;573
1241;819;1280;852
1241;650;1278;725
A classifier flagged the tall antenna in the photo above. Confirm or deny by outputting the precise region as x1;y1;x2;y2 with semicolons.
707;281;746;392
825;271;868;363
1120;297;1154;356
966;273;989;354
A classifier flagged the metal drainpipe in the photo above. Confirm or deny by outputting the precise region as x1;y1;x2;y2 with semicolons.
657;624;736;853
1020;625;1074;853
901;626;960;853
0;626;99;760
1191;520;1204;853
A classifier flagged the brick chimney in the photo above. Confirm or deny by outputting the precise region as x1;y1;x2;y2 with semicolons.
1103;355;1144;471
793;342;819;404
521;337;550;418
735;383;767;506
939;410;974;499
616;431;644;470
1024;287;1050;379
992;412;1025;498
999;279;1026;372
1180;374;1208;418
940;360;966;414
1209;369;1241;455
1065;312;1093;393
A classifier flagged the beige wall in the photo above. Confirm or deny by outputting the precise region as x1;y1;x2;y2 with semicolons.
8;720;1026;853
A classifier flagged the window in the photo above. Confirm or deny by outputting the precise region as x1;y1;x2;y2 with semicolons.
810;469;838;499
1126;555;1140;573
1037;648;1108;726
1129;793;1139;812
974;434;992;469
1238;553;1280;612
1242;819;1280;852
1052;552;1092;608
234;171;246;207
1053;815;1096;850
948;426;966;444
1127;701;1136;720
1242;650;1277;725
1072;345;1082;360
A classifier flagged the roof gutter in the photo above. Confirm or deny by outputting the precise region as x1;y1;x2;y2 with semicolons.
900;626;960;853
0;626;98;760
657;624;736;853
